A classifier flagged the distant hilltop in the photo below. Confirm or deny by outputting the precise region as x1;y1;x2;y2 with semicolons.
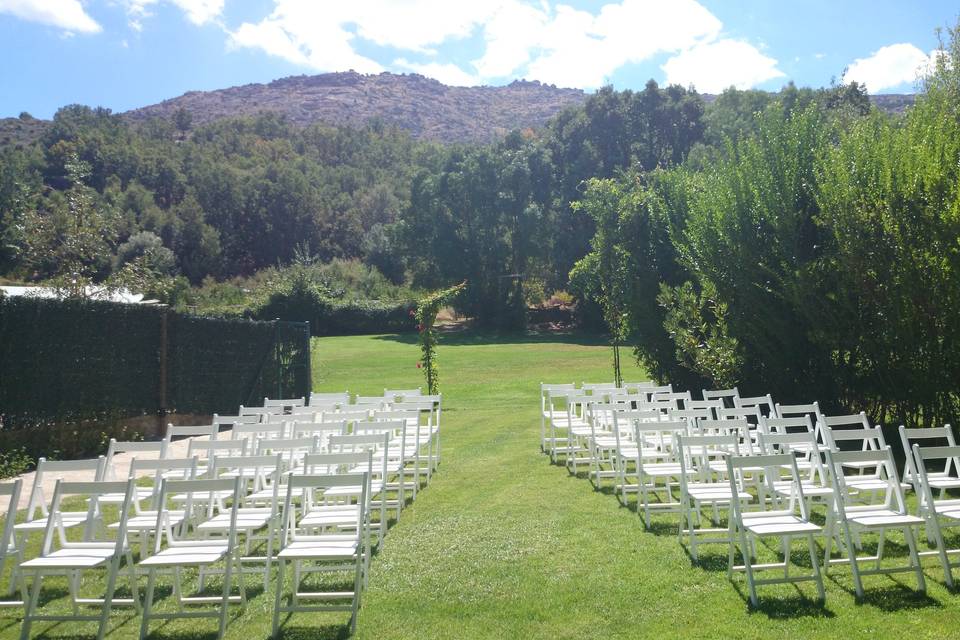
1;72;916;147
123;71;588;144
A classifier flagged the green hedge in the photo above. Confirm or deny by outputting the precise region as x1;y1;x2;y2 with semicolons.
0;296;311;434
253;287;415;336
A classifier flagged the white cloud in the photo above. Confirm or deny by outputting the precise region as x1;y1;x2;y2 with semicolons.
0;0;101;33
844;43;931;92
661;39;785;93
229;0;782;91
123;0;223;30
394;59;478;86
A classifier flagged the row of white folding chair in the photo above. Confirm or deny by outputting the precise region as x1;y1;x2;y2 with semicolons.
16;470;360;639
676;432;925;604
540;382;672;454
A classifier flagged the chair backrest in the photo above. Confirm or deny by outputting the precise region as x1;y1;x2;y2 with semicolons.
760;415;815;436
702;387;740;407
639;384;673;401
328;432;392;454
239;405;286;418
735;393;777;418
26;457;106;521
103;439;168;480
264;396;305;408
129;457;199;510
716;406;761;425
911;444;960;514
622;381;656;392
384;388;422;402
581;382;618;393
354;395;387;408
727;453;810;520
231;421;287;441
303;450;377;483
281;472;371;544
669;407;715;427
188;438;249;460
626;417;689;458
899;425;957;488
826;447;906;514
289;421;348;443
652;391;693;411
0;479;23;558
165;423;219;442
212;413;262;428
677;433;741;485
310;391;350;406
212;454;283;506
43;479;135;551
687;399;724;417
821;418;882;455
322;409;372;424
153;477;241;551
756;430;828;486
255;437;318;471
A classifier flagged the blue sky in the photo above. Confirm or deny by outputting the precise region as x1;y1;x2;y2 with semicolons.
0;0;956;120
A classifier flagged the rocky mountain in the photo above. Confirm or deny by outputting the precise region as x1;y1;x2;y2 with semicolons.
123;71;588;144
1;72;918;148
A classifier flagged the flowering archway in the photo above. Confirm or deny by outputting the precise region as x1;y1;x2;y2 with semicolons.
414;281;467;394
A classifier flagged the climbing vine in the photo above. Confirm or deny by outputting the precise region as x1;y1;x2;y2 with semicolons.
415;281;467;394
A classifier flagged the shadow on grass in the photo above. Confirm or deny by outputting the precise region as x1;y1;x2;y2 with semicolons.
747;591;835;619
272;623;352;640
372;330;610;348
682;548;729;572
824;572;940;611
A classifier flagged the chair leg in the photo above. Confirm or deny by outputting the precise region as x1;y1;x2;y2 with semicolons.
271;557;285;637
139;569;156;640
739;529;757;606
19;570;42;640
902;525;927;593
96;558;123;640
807;533;826;602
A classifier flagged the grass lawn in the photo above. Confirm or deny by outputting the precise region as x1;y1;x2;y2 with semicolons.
2;330;959;639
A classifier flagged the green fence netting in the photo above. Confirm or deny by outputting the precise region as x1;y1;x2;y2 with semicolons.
0;296;311;431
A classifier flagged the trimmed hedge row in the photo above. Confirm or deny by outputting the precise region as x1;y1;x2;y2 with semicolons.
0;296;311;433
253;288;415;336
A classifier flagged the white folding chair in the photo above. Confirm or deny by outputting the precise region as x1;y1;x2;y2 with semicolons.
19;479;139;640
165;423;219;445
627;416;690;528
677;433;751;561
121;457;199;557
736;393;777;418
725;453;824;606
824;447;926;598
14;457;107;539
911;443;960;586
0;480;25;608
541;386;575;457
265;396;306;409
138;476;245;640
652;391;693;411
384;388;422;402
202;454;283;590
899;424;958;501
102;439;168;501
272;472;371;636
310;391;350;407
703;387;740;408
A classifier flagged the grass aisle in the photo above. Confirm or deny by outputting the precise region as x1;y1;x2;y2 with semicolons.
317;333;960;640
